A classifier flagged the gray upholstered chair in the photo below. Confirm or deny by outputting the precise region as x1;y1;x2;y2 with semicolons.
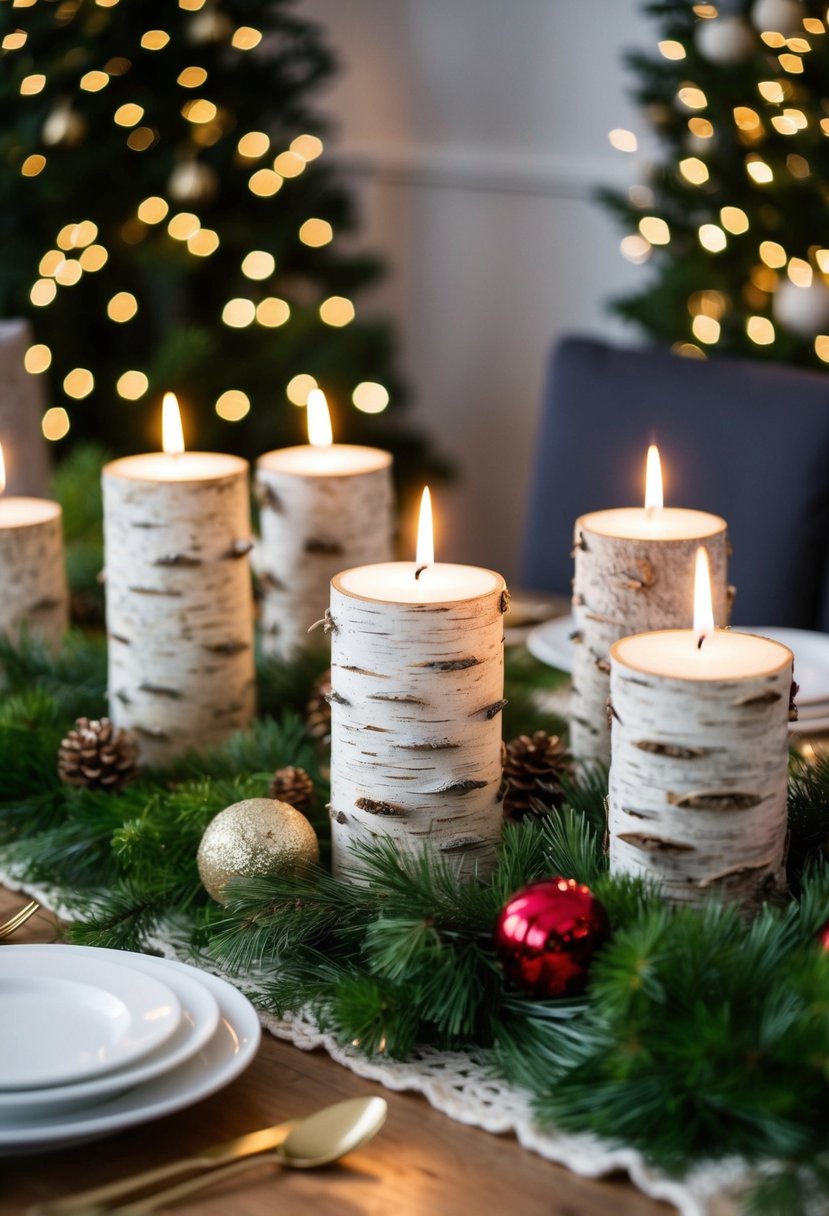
522;336;829;628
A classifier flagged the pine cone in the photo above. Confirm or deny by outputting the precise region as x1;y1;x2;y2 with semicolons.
58;717;138;792
502;730;573;822
268;765;314;813
305;668;332;747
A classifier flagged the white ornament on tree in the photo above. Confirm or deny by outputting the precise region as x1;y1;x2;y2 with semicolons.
695;16;756;63
772;277;829;338
750;0;803;35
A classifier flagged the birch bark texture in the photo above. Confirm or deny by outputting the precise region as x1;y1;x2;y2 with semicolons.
328;568;508;881
608;631;793;911
103;455;255;768
0;501;68;653
571;510;730;765
255;448;394;659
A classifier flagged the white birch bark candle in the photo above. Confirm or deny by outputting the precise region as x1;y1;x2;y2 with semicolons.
0;442;68;654
572;446;730;765
255;389;394;658
608;549;793;912
103;394;255;767
329;489;508;881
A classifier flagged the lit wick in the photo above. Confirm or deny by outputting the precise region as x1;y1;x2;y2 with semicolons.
162;392;185;459
415;486;434;582
693;546;714;651
644;443;663;519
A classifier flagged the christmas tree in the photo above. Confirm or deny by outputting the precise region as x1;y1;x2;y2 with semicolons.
600;0;829;367
0;0;438;485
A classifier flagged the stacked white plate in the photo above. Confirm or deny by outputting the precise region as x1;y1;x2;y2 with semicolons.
0;944;261;1154
527;619;829;734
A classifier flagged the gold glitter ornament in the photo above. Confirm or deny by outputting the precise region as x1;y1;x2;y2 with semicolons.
197;797;320;903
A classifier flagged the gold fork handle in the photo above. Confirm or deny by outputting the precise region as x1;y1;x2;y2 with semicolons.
109;1153;281;1215
28;1156;228;1216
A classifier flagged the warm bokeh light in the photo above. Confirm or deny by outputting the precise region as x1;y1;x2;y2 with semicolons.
116;370;149;400
274;151;305;178
788;258;813;287
141;30;170;50
677;86;707;110
693;547;714;646
286;373;317;406
168;212;200;240
679;157;709;184
238;131;269;158
758;80;786;103
2;30;27;50
215;390;250;421
187;228;219;256
162;392;185;454
79;244;108;272
319;296;355;327
307;388;333;447
55;259;82;286
181;99;217;124
20;74;46;95
21;155;46;177
249;169;282;197
138;196;169;224
178;66;208;87
30;279;57;306
692;315;721;344
608;128;638;152
80;70;109;92
256;297;290;327
63;368;94;399
127;127;157;152
816;336;829;363
107;291;138;322
760;240;787;268
24;344;51;374
658;39;686;59
231;26;262;49
299;218;333;247
241;251;275;280
222;298;255;327
747;316;775;345
114;103;144;127
42;407;70;442
699;224;727;253
688;117;714;138
620;234;652;264
0;444;6;494
721;206;749;234
644;445;663;511
416;488;434;568
778;52;803;72
39;250;63;276
352;382;389;414
639;216;670;244
291;134;323;160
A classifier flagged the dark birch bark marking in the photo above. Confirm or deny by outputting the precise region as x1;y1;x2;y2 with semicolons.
395;740;460;751
634;740;707;759
222;539;254;560
356;796;405;816
433;779;489;795
617;833;695;854
415;657;480;672
369;693;425;705
154;554;202;568
128;586;183;598
203;639;250;656
670;790;764;811
305;538;345;556
139;683;182;700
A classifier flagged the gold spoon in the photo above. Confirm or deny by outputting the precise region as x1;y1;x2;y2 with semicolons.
108;1096;388;1214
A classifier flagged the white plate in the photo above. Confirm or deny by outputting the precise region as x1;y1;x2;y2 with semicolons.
526;615;579;672
0;948;219;1121
0;947;261;1154
0;950;181;1091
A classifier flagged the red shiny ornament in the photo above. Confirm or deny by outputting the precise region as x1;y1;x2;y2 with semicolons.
494;877;609;998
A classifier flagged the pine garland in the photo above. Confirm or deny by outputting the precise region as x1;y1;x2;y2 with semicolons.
2;634;829;1212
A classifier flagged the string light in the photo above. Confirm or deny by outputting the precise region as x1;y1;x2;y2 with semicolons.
137;196;169;224
747;316;775;344
237;131;269;158
760;240;787;268
673;342;706;359
677;86;707;110
2;30;27;50
114;103;144;127
746;157;773;184
638;216;670;244
620;234;651;264
63;368;94;398
249;169;282;197
758;81;786;102
299;218;332;247
319;296;355;326
116;370;149;399
187;228;219;256
290;134;323;160
787;257;813;286
771;114;798;134
107;292;138;322
692;315;720;344
751;264;779;291
761;31;786;48
256;297;290;326
803;18;825;34
215;390;250;421
733;106;762;132
21;155;46;177
127;127;157;151
55;259;82;286
721;206;749;234
222;298;255;327
816;336;829;362
689;117;714;138
20;74;46;96
167;212;200;240
658;40;685;59
273;151;304;178
679;157;709;184
286;374;317;405
698;224;727;253
816;250;829;273
24;344;51;374
79;244;108;271
352;382;389;414
608;128;637;152
177;66;208;87
181;99;216;124
231;26;262;49
787;153;810;178
778;52;803;72
39;251;63;276
30;279;57;306
688;290;728;319
80;70;109;91
140;30;170;50
42;407;70;441
241;251;275;279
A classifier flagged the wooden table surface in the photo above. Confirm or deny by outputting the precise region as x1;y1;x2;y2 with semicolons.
0;887;678;1216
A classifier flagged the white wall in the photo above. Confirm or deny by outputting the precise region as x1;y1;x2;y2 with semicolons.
300;0;653;579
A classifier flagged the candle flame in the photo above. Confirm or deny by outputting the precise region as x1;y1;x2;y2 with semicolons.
693;547;714;648
416;486;434;568
307;388;333;448
0;442;5;497
162;392;185;455
644;444;663;511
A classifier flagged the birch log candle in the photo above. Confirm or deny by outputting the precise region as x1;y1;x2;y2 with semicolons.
0;442;68;653
329;488;508;881
255;390;394;658
571;446;730;766
103;394;255;767
608;549;793;912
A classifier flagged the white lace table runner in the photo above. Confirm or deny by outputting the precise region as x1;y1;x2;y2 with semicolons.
0;869;749;1215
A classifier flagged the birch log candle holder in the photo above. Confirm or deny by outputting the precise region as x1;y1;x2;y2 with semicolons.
571;446;730;766
255;390;394;659
328;489;508;882
103;394;255;767
608;549;793;912
0;442;68;654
